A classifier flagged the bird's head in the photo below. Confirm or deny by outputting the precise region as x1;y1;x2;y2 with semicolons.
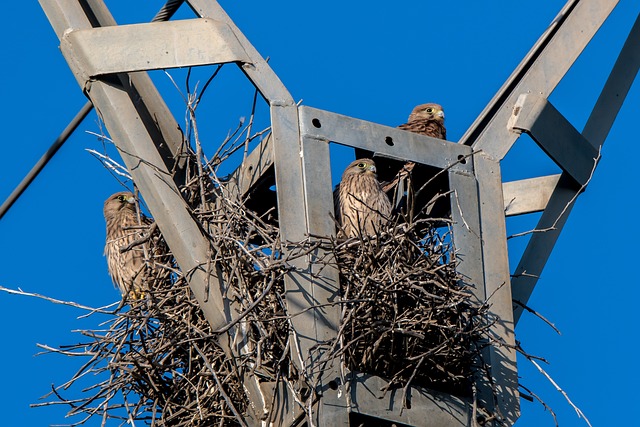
104;191;137;218
408;103;445;123
343;159;377;178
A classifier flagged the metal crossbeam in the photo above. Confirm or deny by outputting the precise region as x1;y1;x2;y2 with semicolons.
511;11;640;322
503;175;561;217
461;0;619;158
509;94;598;186
299;107;472;172
39;0;229;328
348;374;471;426
61;19;250;77
36;0;639;425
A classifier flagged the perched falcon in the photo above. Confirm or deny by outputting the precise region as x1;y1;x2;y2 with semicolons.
397;103;446;139
334;159;392;238
103;192;163;300
380;103;448;218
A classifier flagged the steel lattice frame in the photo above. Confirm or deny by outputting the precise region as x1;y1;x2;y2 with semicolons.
37;0;640;425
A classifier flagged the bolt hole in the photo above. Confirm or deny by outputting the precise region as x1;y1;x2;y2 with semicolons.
328;380;339;390
248;165;253;172
385;136;394;146
457;154;467;164
312;118;322;128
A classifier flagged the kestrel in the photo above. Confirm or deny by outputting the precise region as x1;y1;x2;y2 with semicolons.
103;192;166;300
334;159;392;238
397;103;446;139
382;103;447;216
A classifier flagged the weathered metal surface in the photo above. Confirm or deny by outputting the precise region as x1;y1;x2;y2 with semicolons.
461;0;619;159
348;373;472;426
39;0;229;328
512;10;640;325
474;155;519;424
503;175;561;217
300;135;348;425
447;169;495;417
511;173;579;323
509;94;598;186
299;106;473;174
39;0;639;425
61;19;250;78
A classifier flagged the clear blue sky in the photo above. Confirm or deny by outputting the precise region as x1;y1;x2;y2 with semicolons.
1;1;638;425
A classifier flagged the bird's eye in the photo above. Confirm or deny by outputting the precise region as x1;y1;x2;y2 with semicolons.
118;195;125;201
357;162;366;168
426;108;433;113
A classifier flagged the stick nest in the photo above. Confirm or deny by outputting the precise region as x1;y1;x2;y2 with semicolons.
38;170;491;426
37;83;493;425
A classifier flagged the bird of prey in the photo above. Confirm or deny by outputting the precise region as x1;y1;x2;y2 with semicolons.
334;159;392;238
381;103;447;217
397;103;446;139
103;191;165;300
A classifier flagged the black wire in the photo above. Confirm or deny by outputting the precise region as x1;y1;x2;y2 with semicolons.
0;0;186;221
151;0;184;22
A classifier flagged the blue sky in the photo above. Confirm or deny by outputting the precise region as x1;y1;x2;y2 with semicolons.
1;1;638;425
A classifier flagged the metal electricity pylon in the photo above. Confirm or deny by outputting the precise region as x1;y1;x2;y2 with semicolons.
31;0;640;425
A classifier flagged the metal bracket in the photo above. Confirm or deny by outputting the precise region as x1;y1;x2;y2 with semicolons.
509;94;598;186
503;175;562;217
60;18;251;81
299;106;473;174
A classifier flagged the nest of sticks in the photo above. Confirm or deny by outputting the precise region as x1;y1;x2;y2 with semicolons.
34;80;494;426
334;219;489;398
37;163;492;426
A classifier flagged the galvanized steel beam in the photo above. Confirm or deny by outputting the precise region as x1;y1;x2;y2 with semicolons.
300;106;472;173
512;11;640;324
474;154;519;424
348;373;472;426
509;95;598;186
447;169;496;418
299;134;348;426
461;0;619;159
61;19;250;78
511;173;579;323
39;0;229;327
503;175;561;217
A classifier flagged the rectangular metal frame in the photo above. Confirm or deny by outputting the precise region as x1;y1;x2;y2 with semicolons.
38;0;640;425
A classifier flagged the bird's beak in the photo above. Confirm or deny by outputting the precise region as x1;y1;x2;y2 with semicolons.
437;110;445;119
368;164;377;174
125;195;136;204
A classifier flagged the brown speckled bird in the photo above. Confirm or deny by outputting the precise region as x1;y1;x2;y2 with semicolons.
397;103;446;139
381;103;447;216
334;159;392;238
103;192;163;300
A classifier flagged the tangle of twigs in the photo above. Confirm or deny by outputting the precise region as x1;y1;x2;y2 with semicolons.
9;65;574;426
